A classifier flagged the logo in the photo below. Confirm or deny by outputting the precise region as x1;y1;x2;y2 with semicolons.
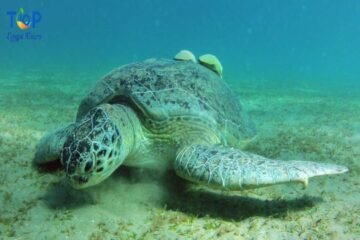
6;8;42;42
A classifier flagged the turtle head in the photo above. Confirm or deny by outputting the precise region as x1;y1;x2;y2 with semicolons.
61;105;126;188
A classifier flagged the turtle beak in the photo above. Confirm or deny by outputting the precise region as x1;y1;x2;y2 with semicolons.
68;174;90;189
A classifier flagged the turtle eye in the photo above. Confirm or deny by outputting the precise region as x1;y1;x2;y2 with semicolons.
97;149;107;157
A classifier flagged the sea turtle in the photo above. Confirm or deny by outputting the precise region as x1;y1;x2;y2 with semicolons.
34;51;348;190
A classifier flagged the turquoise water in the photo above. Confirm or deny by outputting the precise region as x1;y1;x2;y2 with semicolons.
0;1;359;239
1;1;360;86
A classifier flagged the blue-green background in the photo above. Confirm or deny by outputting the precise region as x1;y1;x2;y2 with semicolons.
1;0;359;87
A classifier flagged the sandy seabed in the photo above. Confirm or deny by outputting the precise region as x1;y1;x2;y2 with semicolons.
0;69;359;240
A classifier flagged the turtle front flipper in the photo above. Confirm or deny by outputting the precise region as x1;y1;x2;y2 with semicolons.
34;124;75;164
174;145;348;190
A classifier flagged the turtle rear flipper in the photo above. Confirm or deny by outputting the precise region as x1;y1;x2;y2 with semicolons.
34;124;75;164
174;145;348;190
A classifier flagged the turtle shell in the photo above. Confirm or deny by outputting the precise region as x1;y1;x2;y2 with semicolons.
76;58;255;146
